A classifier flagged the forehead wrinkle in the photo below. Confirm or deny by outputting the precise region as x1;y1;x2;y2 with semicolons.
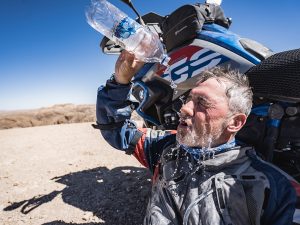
196;77;227;92
193;78;227;102
214;77;228;91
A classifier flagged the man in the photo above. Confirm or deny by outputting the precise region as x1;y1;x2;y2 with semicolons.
96;51;297;224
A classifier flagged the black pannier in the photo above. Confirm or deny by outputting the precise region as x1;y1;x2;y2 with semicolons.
161;3;230;52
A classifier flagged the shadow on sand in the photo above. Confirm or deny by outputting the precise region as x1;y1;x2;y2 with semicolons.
4;166;151;225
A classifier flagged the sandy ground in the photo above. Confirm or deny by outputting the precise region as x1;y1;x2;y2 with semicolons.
0;122;151;225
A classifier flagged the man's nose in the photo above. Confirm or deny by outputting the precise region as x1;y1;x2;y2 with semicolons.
180;100;194;116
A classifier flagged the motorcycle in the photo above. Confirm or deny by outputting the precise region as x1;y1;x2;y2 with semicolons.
100;0;300;182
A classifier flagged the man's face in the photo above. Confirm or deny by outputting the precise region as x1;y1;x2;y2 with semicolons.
176;77;231;148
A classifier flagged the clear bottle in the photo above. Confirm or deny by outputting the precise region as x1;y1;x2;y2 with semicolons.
86;0;170;66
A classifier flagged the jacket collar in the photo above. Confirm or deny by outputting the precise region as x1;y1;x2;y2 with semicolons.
180;142;254;171
180;139;237;161
203;147;254;170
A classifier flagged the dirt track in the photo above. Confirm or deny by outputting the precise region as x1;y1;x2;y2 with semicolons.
0;122;151;225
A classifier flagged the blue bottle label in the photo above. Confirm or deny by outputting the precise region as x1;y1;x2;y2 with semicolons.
114;17;139;39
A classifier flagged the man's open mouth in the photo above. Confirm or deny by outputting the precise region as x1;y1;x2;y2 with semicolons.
180;121;188;126
179;117;190;127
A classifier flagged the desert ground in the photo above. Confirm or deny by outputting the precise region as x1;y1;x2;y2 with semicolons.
0;105;150;225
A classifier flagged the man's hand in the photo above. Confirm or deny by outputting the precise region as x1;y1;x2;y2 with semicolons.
114;50;144;84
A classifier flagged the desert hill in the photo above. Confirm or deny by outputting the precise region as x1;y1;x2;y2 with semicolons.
0;104;142;130
0;104;96;129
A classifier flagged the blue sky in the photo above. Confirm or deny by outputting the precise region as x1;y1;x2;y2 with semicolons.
0;0;299;110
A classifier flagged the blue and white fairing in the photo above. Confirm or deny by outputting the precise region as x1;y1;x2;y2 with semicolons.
133;23;272;100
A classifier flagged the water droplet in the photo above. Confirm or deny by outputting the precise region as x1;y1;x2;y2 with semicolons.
179;95;185;104
212;151;216;159
170;80;177;89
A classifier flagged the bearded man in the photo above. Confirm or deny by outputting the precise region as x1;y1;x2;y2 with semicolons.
95;51;297;225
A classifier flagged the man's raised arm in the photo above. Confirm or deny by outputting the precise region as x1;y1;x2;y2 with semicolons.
95;51;176;173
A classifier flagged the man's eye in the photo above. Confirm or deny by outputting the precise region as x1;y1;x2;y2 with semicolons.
197;100;206;107
196;98;210;108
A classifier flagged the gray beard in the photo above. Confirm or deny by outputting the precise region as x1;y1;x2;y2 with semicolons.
176;121;226;148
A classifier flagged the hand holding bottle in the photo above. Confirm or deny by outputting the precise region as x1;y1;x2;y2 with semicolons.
115;50;144;84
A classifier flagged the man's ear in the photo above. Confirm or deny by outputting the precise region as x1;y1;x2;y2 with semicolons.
227;113;247;133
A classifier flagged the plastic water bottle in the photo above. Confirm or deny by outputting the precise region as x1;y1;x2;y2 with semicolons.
86;0;170;66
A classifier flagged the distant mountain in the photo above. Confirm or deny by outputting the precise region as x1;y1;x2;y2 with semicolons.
0;103;143;129
0;104;96;129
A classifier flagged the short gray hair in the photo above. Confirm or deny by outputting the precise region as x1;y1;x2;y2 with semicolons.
198;67;253;116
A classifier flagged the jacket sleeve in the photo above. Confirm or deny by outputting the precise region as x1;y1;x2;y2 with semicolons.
96;79;176;173
248;152;298;225
264;177;297;225
290;180;300;225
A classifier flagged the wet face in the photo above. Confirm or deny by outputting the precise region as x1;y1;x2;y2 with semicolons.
176;78;232;148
